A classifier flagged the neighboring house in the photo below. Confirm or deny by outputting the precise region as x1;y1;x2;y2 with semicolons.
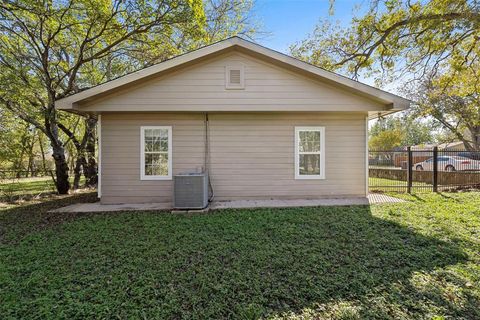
411;141;466;151
57;37;410;204
439;141;467;151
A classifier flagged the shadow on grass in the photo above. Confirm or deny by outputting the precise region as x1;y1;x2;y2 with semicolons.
0;202;471;319
409;192;461;203
437;192;462;202
0;192;98;243
408;194;427;202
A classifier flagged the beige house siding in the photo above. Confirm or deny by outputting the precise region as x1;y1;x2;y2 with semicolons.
80;52;385;112
100;112;367;204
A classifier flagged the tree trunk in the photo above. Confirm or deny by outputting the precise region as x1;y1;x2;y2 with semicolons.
44;103;70;194
15;130;28;177
51;143;70;194
27;133;36;177
38;133;49;173
472;127;480;151
73;154;86;190
462;126;480;152
83;117;98;187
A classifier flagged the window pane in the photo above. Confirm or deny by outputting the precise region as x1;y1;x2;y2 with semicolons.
145;128;165;138
160;137;169;152
299;154;320;175
145;153;169;176
299;131;320;152
145;136;161;152
144;129;168;152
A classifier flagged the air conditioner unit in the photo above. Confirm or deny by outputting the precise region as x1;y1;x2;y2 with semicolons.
174;172;208;209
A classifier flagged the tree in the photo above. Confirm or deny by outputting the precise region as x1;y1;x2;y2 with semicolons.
58;116;98;189
290;0;479;84
1;0;258;194
370;115;434;147
0;0;206;194
202;0;257;42
80;0;258;83
0;111;52;176
291;0;480;150
410;60;480;151
369;129;404;150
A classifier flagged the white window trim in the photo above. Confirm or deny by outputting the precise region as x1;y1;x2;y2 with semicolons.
140;126;172;180
295;126;326;180
225;65;245;89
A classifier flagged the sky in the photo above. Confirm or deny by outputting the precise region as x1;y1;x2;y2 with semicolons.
252;0;394;91
252;0;398;122
253;0;367;53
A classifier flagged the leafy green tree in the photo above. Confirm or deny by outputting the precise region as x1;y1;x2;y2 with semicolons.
290;0;479;83
0;111;52;176
204;0;257;40
369;129;404;151
370;115;434;148
292;0;480;150
434;128;461;145
409;59;480;151
78;0;258;84
0;0;258;193
0;0;206;193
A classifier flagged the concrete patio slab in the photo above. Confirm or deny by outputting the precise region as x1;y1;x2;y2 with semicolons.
50;202;172;213
210;197;370;209
50;194;405;213
211;194;405;209
368;193;407;204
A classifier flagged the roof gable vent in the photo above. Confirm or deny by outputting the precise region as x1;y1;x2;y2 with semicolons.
229;69;241;84
225;65;244;89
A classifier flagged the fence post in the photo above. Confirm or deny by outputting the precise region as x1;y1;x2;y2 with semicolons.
433;146;438;192
407;146;412;193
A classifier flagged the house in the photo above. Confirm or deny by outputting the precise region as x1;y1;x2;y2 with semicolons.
411;141;466;151
57;37;410;205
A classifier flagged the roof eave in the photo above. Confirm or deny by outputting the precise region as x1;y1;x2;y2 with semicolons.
368;102;410;120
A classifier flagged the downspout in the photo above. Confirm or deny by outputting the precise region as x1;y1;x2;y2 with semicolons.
365;115;369;197
204;113;214;202
97;114;102;198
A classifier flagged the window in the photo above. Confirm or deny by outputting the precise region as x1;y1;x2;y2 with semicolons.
295;127;325;179
225;65;244;89
140;126;172;180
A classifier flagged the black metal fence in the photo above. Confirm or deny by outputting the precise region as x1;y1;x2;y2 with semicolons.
369;148;480;193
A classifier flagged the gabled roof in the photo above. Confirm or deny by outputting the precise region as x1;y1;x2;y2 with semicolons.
411;141;466;150
56;37;410;115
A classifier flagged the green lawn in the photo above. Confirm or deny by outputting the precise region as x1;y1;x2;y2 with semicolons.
1;192;479;319
0;176;85;203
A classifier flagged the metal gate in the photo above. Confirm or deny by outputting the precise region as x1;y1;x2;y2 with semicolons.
369;148;480;193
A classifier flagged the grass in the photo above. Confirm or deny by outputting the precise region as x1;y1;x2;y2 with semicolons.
1;193;479;319
0;176;85;203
